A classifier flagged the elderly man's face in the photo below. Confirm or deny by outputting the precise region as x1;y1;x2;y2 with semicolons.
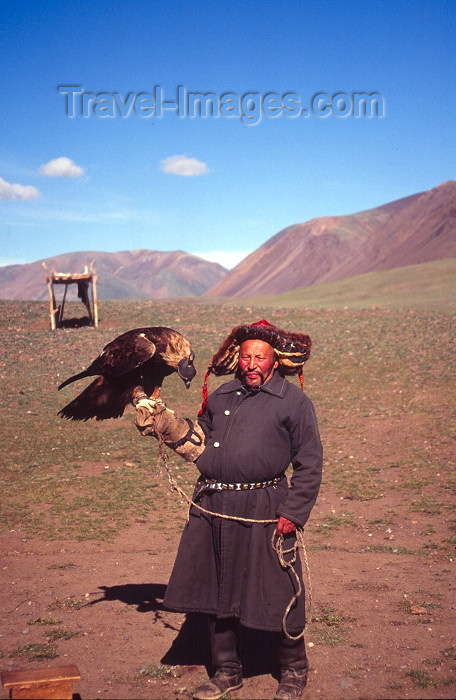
238;339;278;387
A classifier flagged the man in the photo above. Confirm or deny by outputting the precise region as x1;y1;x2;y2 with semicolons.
135;320;322;700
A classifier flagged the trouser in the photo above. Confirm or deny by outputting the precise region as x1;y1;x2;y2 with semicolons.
208;616;308;675
276;632;309;674
209;616;242;675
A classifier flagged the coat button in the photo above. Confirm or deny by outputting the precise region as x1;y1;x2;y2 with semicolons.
214;441;220;447
224;410;230;415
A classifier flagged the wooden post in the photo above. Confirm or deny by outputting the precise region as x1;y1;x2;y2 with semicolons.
1;665;80;699
48;278;57;331
43;263;58;331
89;260;99;328
92;273;99;328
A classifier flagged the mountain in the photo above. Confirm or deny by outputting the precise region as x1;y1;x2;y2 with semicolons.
0;249;227;300
204;181;456;298
2;182;454;302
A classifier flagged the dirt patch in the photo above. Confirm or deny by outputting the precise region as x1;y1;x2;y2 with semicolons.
1;492;455;700
1;304;455;698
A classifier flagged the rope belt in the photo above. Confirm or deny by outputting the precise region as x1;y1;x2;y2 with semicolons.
195;474;284;498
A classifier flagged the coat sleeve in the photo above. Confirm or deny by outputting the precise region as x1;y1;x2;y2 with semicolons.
276;395;323;528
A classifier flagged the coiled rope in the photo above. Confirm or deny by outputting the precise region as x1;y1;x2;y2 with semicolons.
155;436;312;638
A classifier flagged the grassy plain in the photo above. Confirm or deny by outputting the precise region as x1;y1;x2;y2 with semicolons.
0;281;455;698
1;296;453;540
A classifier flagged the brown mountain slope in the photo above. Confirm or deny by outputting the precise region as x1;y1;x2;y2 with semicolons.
204;182;456;298
0;249;227;300
327;180;456;281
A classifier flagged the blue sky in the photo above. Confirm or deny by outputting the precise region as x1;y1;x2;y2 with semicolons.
1;0;454;269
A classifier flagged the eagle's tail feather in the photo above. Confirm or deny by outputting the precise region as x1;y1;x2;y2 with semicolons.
58;376;128;421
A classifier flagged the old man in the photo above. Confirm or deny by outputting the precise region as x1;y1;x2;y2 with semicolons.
135;320;323;700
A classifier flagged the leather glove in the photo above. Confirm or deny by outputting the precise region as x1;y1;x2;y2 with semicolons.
275;516;297;535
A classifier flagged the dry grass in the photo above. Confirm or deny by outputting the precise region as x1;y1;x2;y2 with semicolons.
0;299;454;545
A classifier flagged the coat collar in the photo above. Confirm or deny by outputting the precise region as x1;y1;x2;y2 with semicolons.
216;370;287;398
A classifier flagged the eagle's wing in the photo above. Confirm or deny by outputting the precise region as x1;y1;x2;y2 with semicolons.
89;331;157;378
58;331;157;390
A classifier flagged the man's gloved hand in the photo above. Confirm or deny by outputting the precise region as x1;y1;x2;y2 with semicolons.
275;516;297;535
134;394;206;463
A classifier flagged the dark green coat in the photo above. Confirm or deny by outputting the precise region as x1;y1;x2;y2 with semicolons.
163;371;322;633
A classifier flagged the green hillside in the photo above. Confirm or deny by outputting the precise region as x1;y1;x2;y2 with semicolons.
244;259;456;311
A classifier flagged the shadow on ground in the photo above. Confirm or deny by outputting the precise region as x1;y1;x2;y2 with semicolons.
91;582;279;678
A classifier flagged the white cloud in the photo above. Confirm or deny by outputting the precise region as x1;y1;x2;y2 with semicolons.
192;250;250;269
160;155;209;176
39;157;85;178
0;177;40;201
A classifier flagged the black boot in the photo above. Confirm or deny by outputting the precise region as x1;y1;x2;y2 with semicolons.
274;633;308;700
193;617;243;700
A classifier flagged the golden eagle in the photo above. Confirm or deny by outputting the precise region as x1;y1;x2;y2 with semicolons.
58;326;196;421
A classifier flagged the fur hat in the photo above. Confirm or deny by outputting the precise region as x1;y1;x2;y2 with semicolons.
199;320;311;413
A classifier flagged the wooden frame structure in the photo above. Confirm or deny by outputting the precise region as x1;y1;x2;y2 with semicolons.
43;261;99;330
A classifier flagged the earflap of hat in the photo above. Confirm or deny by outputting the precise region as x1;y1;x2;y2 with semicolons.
207;324;245;377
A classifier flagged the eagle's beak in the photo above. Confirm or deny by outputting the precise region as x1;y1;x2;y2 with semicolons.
177;356;197;388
